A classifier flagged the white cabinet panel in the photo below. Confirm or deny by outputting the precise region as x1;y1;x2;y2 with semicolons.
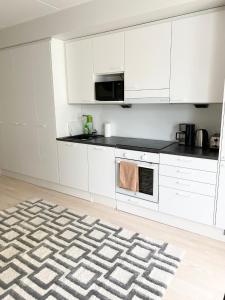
159;175;216;197
170;10;225;103
93;32;124;74
159;164;217;184
37;125;59;183
58;142;89;191
125;22;171;92
65;39;94;103
160;154;218;172
159;186;214;225
11;45;37;123
88;145;115;199
4;124;22;174
216;162;225;229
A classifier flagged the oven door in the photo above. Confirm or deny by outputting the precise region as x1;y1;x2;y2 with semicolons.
116;158;159;203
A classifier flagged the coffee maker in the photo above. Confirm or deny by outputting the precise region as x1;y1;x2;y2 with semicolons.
176;123;195;147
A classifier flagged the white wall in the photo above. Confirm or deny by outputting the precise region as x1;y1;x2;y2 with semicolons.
81;104;222;140
0;0;224;48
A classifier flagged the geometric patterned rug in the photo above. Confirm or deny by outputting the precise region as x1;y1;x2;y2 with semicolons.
0;199;185;300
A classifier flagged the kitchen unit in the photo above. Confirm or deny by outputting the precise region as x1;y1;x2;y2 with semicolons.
124;22;171;102
0;40;59;183
64;8;225;105
170;10;225;103
159;154;217;225
56;134;222;239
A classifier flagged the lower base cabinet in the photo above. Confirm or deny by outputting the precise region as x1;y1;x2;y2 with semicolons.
216;161;225;229
88;145;115;199
159;186;214;225
58;142;89;191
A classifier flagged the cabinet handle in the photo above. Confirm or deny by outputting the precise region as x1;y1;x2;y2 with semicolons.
94;146;105;150
176;158;191;162
176;181;190;187
37;124;47;128
176;170;191;175
175;192;190;198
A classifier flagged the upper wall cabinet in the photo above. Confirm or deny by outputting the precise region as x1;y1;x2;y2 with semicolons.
93;32;124;74
65;39;94;103
170;10;225;103
124;22;171;102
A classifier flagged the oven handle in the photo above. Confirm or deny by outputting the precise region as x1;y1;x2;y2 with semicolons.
116;158;159;169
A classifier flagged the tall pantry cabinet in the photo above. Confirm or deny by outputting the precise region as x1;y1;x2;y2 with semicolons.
0;40;59;183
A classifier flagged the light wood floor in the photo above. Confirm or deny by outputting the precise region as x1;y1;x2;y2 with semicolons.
0;175;225;300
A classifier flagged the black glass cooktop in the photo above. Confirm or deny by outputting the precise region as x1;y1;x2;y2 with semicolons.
57;135;174;153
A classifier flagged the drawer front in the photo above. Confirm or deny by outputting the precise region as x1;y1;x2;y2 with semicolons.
115;149;159;163
159;175;216;197
160;154;218;172
159;164;217;184
159;186;214;225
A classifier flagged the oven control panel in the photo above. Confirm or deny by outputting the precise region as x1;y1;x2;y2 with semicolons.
115;149;159;163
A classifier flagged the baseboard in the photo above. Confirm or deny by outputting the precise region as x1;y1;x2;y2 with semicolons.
117;201;225;242
2;170;225;242
2;170;92;202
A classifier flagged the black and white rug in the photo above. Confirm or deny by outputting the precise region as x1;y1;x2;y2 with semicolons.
0;199;184;299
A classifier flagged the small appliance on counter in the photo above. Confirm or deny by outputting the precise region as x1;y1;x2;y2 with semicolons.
176;123;195;147
195;129;209;149
209;133;220;150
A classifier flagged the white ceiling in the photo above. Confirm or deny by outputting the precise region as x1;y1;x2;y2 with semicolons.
0;0;93;29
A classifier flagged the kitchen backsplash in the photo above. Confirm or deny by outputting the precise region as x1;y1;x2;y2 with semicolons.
81;103;222;141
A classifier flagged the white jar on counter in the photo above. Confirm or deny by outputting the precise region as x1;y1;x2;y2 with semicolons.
104;123;112;137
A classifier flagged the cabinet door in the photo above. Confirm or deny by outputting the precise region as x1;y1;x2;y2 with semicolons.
125;22;171;91
170;10;225;103
11;45;37;123
159;186;214;225
58;142;89;191
88;146;115;199
37;125;59;183
4;124;22;174
93;32;124;74
216;162;225;229
65;39;94;103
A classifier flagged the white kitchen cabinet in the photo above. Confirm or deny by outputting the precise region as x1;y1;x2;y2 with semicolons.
124;22;171;100
216;162;225;229
170;10;225;103
88;145;115;199
159;186;214;225
65;39;94;103
58;142;89;191
93;32;124;74
0;40;59;183
159;154;217;226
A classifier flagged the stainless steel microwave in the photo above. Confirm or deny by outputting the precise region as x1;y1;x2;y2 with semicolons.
95;80;124;101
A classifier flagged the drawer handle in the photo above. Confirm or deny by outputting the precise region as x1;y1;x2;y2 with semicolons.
175;192;190;198
94;146;105;150
176;170;191;175
176;181;190;187
177;158;191;163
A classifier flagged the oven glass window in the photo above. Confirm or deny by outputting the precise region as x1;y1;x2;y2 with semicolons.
139;167;153;195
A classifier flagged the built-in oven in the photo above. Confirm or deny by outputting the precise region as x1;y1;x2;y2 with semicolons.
115;149;159;206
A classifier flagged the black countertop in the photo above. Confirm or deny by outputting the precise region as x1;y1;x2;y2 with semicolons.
160;143;219;160
56;135;219;160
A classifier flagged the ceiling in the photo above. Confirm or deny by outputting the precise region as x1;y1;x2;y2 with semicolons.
0;0;93;29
